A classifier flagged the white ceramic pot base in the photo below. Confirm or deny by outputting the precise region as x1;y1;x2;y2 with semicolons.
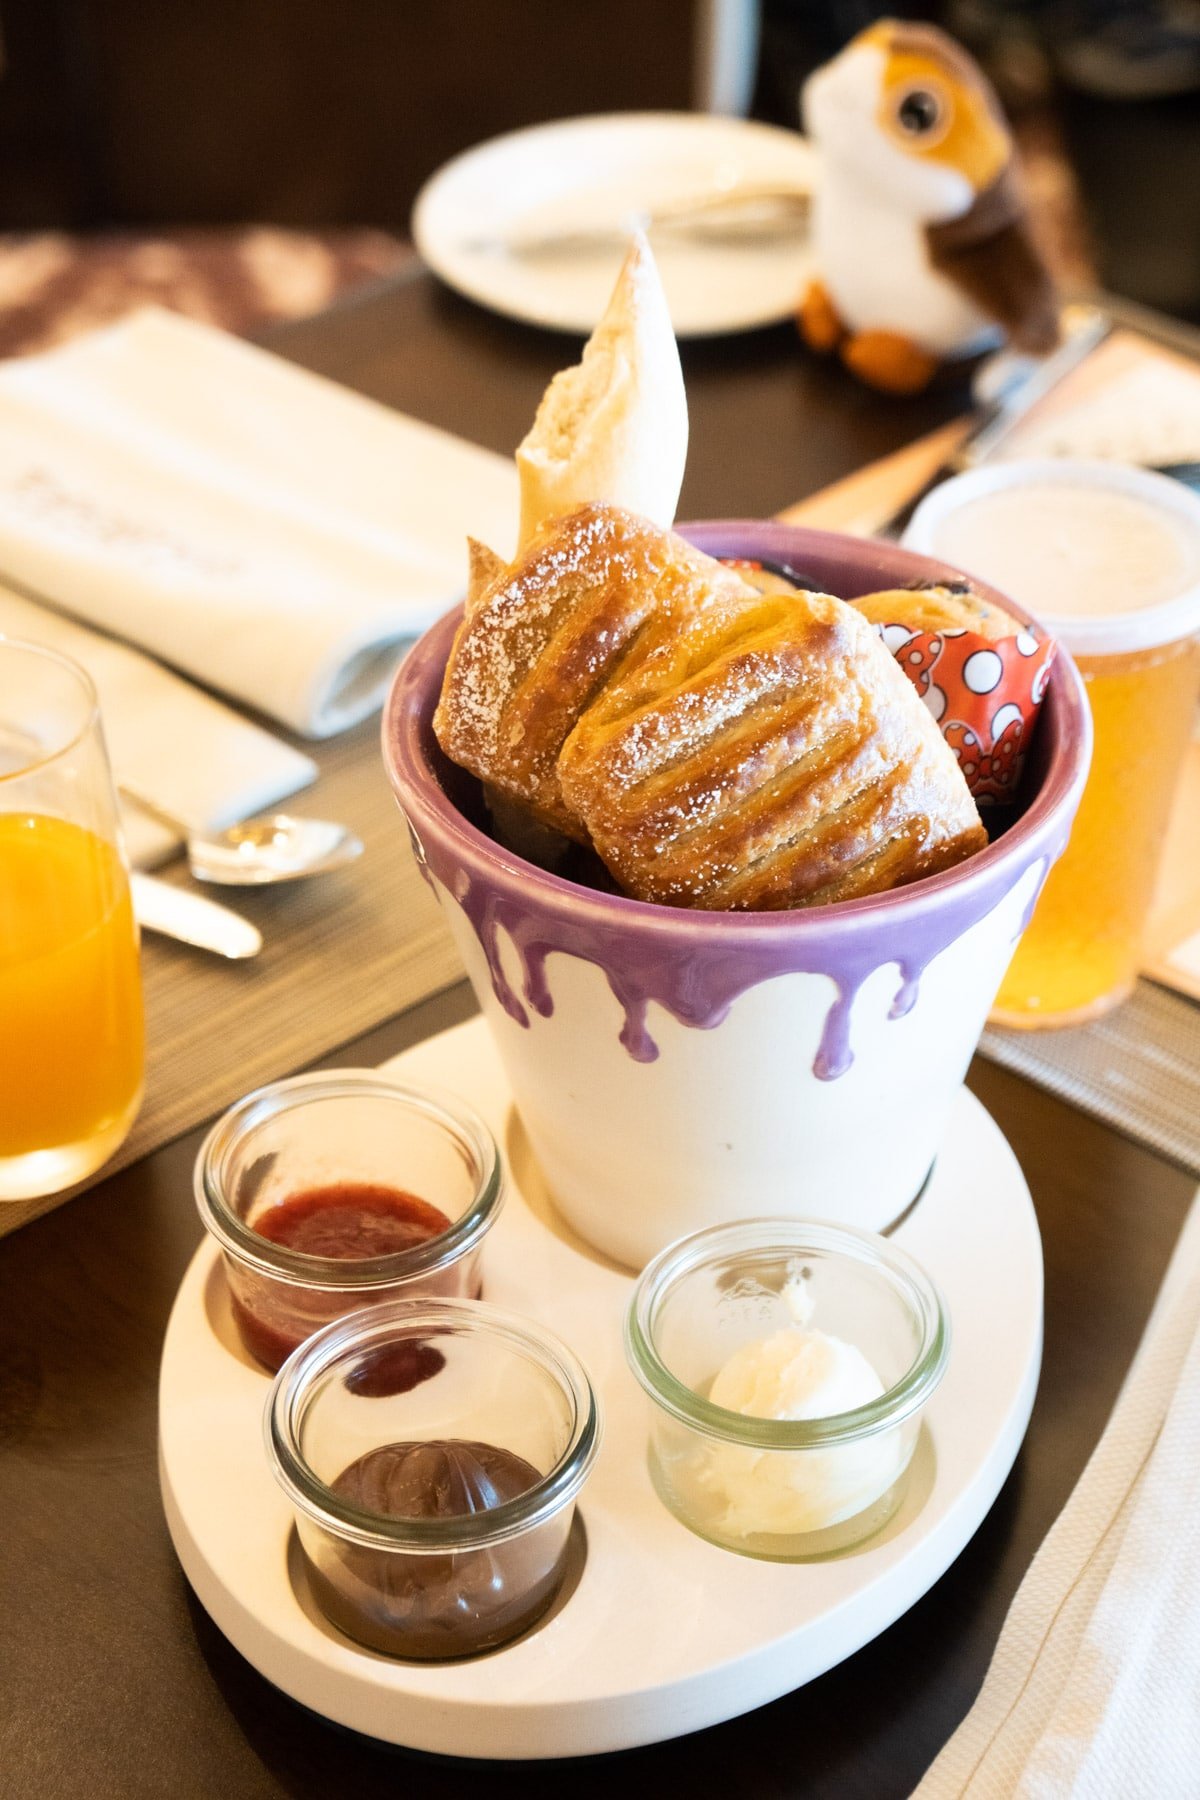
159;1016;1042;1760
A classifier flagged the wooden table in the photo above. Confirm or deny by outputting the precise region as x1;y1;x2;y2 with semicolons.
1;270;1195;1799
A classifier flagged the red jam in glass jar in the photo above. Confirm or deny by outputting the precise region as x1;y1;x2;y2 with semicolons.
195;1074;502;1373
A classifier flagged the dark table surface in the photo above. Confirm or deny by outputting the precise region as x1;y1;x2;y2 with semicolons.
2;269;1196;1800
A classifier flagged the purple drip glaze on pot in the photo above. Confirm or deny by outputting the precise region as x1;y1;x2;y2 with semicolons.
383;523;1091;1080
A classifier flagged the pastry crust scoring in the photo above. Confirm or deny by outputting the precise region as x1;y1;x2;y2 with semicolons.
435;503;987;908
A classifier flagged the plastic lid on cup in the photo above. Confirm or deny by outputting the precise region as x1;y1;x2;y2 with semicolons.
903;459;1200;657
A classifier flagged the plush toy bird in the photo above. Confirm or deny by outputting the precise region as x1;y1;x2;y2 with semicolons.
798;20;1058;394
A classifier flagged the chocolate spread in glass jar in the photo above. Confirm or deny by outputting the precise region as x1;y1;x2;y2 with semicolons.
303;1438;568;1659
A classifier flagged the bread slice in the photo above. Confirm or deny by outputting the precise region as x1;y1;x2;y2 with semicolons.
515;233;688;548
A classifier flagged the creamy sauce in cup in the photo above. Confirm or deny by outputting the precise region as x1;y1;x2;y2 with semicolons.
931;484;1200;622
905;460;1200;657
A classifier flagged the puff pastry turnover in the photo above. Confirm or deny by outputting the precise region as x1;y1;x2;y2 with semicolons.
852;581;1018;641
434;502;757;840
435;503;987;908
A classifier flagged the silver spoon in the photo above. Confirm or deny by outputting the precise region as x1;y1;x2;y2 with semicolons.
120;787;364;887
186;814;364;886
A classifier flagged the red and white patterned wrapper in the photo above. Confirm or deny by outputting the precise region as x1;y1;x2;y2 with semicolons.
874;622;1058;804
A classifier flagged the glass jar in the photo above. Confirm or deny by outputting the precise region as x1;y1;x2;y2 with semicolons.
266;1298;601;1659
195;1072;502;1371
625;1218;948;1559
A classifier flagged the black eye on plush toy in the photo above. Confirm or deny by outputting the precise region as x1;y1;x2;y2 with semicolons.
895;85;945;137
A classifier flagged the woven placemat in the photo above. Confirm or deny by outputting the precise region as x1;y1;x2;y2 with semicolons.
981;980;1200;1177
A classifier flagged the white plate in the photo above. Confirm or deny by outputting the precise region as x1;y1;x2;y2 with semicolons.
160;1016;1042;1760
412;112;816;337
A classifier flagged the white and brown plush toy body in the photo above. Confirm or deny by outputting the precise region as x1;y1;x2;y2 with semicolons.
799;19;1058;394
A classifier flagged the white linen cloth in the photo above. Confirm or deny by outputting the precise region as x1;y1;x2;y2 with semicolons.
0;308;518;736
0;582;316;867
916;1185;1200;1800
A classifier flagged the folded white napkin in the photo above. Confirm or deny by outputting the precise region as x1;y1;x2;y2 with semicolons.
0;583;316;866
916;1184;1200;1800
0;309;519;737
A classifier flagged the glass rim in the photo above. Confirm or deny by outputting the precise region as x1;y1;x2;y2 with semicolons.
0;634;101;783
194;1071;504;1290
266;1297;602;1551
904;458;1200;656
624;1217;949;1449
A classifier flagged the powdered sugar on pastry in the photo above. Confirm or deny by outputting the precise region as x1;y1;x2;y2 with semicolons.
558;566;986;908
434;502;756;838
436;502;986;901
436;235;984;903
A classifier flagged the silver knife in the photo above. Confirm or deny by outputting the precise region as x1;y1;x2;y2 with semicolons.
130;872;262;960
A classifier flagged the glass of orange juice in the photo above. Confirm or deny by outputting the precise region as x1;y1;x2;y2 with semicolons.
0;638;145;1199
906;460;1200;1027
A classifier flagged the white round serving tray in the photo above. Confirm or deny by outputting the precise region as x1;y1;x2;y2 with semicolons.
160;1016;1042;1760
